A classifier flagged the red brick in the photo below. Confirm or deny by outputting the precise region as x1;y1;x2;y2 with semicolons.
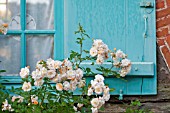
157;39;165;46
156;27;169;37
156;7;170;18
156;0;165;9
165;35;170;47
160;46;170;68
166;0;170;7
156;16;170;28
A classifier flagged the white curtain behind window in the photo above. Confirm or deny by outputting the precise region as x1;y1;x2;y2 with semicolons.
0;0;54;75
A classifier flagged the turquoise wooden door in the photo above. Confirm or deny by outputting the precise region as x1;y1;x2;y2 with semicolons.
64;0;156;95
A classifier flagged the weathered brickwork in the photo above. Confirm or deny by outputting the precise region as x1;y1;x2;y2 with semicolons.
157;0;170;71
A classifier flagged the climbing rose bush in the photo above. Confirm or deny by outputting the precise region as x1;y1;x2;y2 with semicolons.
1;24;131;113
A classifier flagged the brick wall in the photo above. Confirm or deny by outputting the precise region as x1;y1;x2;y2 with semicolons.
156;0;170;71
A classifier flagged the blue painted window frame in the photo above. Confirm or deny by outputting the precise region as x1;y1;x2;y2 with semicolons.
0;0;64;82
7;0;64;67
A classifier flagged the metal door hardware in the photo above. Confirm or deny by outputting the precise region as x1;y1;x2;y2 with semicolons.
140;2;153;8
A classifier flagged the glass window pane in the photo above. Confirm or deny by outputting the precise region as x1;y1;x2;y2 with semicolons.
26;0;54;30
26;35;54;71
0;35;20;75
0;0;20;30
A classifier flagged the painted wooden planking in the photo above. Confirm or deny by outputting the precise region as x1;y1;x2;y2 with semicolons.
64;0;126;58
80;62;154;76
126;77;143;95
124;0;147;95
0;76;22;83
142;0;157;95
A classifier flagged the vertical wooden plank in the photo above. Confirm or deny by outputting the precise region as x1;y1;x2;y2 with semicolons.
142;0;157;94
105;78;127;95
125;0;144;94
20;0;26;68
54;0;64;60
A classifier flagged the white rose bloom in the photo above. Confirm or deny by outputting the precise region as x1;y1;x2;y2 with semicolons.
76;68;83;80
96;56;104;64
31;95;38;103
78;80;86;88
99;96;105;105
2;99;14;111
103;94;110;101
97;97;105;108
97;81;105;88
22;82;31;91
113;59;120;66
20;67;30;78
56;83;63;91
73;106;77;111
120;70;127;77
36;61;43;69
91;107;98;113
103;86;110;95
32;69;43;80
94;85;103;94
91;98;100;108
126;66;132;73
98;44;109;55
34;79;44;86
121;59;131;67
116;49;126;58
95;74;104;82
77;103;83;108
52;75;60;82
91;80;98;87
12;96;24;103
63;81;71;91
60;73;67;81
54;60;62;69
70;81;77;91
87;87;93;96
120;66;131;78
93;39;103;48
47;58;55;69
41;67;47;77
90;47;98;57
67;70;76;80
47;70;56;79
64;59;72;70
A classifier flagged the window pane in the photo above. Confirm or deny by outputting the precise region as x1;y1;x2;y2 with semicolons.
26;35;54;72
0;0;20;30
26;0;54;30
0;35;20;75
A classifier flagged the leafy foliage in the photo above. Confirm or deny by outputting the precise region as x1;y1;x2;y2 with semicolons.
125;100;153;113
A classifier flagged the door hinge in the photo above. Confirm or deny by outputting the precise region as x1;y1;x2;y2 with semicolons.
140;2;154;8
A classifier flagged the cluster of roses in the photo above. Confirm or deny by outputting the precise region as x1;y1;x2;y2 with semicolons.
90;39;109;64
87;74;110;113
1;39;131;113
111;49;131;77
20;58;86;92
2;95;39;111
90;39;131;77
